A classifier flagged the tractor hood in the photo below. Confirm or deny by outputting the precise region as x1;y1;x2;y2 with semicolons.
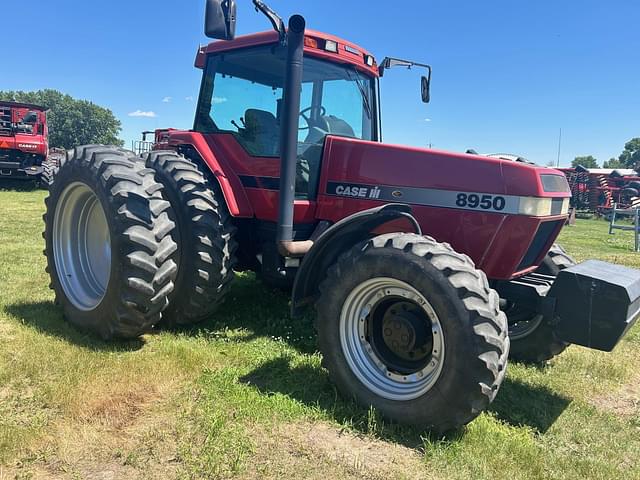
319;136;571;205
316;136;571;280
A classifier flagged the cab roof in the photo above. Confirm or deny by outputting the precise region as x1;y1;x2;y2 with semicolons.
196;29;379;77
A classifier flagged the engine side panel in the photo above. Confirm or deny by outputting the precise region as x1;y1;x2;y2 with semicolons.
316;136;570;280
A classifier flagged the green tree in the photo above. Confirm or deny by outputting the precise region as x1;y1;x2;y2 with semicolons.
618;137;640;170
0;89;123;149
571;155;599;169
603;157;624;169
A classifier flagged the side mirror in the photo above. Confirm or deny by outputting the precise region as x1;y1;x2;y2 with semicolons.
421;76;431;103
205;0;237;40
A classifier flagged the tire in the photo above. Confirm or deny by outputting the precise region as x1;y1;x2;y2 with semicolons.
316;233;509;432
43;145;178;339
145;151;237;326
39;159;60;189
507;244;576;363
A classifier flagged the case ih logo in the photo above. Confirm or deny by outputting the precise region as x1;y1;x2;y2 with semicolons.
328;182;382;199
18;143;38;149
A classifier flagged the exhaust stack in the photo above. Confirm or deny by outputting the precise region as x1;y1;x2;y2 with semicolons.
276;15;312;257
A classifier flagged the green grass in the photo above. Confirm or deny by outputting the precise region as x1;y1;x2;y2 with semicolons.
0;189;639;479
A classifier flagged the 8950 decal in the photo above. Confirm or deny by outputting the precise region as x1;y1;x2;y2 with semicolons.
456;193;506;211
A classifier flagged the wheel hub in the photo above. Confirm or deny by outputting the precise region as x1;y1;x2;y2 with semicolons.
380;301;431;363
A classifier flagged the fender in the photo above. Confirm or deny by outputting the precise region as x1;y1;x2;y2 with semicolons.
291;203;421;317
166;130;254;217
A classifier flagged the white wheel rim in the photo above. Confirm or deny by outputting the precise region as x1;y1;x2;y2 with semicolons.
53;182;111;311
340;277;445;401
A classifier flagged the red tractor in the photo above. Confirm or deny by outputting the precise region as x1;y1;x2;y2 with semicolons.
43;1;640;431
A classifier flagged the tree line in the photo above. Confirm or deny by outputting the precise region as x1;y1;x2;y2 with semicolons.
0;89;123;149
571;137;640;171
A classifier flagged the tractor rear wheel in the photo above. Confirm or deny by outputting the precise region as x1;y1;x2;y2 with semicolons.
316;233;509;432
145;151;237;326
506;244;576;363
43;145;178;339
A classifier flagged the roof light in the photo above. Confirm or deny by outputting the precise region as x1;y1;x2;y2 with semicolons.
304;37;319;49
344;45;359;55
324;40;338;53
365;55;375;67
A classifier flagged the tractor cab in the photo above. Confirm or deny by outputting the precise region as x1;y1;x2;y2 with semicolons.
194;30;379;200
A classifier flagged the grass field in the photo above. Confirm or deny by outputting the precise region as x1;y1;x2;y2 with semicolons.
1;187;639;480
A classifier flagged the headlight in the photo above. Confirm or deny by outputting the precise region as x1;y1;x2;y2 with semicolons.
518;197;569;216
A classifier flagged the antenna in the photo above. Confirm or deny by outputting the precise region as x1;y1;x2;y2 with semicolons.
556;127;562;167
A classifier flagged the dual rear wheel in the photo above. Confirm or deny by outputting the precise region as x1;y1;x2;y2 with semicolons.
44;146;237;338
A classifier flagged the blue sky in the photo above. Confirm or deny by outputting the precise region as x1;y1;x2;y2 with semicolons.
6;0;639;166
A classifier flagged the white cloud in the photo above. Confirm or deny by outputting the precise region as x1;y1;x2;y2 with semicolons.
212;96;228;104
162;96;172;103
424;118;432;122
128;110;157;118
185;96;194;101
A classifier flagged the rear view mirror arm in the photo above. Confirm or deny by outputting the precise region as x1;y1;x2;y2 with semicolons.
379;57;432;78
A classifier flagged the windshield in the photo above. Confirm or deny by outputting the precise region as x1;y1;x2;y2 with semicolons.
195;45;377;158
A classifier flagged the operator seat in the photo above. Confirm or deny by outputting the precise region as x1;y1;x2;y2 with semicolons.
243;109;279;156
303;115;356;146
323;115;356;138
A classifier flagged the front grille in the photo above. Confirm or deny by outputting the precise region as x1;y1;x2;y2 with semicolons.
517;220;564;271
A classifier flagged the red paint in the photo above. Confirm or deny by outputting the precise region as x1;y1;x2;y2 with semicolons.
316;137;570;278
0;101;49;159
157;128;569;280
195;29;379;77
204;133;317;223
156;130;253;217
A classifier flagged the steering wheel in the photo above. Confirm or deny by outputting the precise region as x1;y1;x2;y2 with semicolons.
299;106;326;130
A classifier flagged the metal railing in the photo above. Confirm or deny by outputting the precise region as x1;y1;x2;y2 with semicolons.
131;140;154;156
609;203;640;252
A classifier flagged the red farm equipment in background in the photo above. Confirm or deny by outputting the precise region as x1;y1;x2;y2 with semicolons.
42;0;640;432
0;101;56;183
559;167;640;214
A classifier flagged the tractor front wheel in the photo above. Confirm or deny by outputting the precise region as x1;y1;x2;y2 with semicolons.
316;233;509;432
506;244;576;363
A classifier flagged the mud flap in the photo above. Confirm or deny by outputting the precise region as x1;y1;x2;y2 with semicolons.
548;260;640;351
